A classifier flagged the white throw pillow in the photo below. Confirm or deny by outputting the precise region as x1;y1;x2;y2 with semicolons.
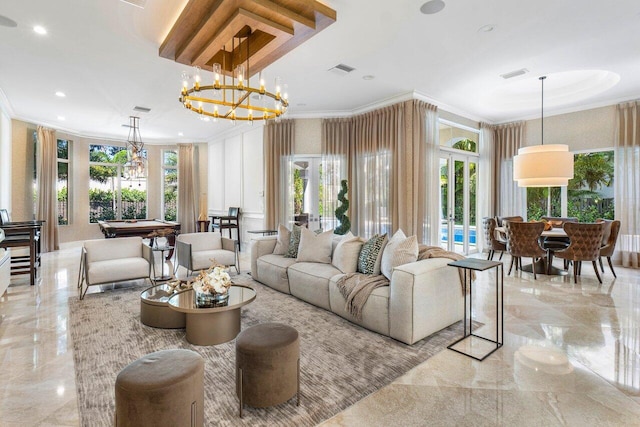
332;232;364;274
296;228;334;263
381;229;419;279
272;224;291;255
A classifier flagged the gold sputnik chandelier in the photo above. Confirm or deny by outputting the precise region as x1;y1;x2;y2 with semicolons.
179;26;289;123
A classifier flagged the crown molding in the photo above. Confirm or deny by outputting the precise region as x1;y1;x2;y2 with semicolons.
0;88;15;118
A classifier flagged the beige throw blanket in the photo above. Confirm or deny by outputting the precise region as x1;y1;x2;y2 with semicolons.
337;245;472;321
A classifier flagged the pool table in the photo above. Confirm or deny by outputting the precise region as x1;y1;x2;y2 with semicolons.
97;219;180;259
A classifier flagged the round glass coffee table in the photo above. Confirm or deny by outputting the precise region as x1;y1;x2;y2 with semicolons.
168;285;256;346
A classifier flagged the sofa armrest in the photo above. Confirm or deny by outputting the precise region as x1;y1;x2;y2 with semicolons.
388;258;464;345
176;239;193;271
141;244;153;276
221;237;236;252
250;236;277;277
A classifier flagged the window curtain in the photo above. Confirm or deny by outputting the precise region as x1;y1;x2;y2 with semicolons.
478;122;496;253
615;101;640;268
177;143;198;234
36;126;59;252
494;122;526;218
264;119;294;229
321;118;349;231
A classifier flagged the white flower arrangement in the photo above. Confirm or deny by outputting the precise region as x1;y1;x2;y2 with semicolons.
191;260;232;295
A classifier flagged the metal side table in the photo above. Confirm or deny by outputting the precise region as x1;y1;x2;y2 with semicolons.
447;258;503;361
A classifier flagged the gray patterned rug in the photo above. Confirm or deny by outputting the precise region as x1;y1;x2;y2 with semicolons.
69;274;463;426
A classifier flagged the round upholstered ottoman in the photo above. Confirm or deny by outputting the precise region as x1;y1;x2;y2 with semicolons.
236;323;300;417
115;349;204;427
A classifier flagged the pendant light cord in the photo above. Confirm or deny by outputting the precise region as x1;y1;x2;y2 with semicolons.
540;76;546;145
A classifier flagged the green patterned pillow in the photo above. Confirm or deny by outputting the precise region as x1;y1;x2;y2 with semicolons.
357;234;388;275
284;225;302;258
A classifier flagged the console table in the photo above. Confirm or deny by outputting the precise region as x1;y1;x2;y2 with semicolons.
447;258;503;361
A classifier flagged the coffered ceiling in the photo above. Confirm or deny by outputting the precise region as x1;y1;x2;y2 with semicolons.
0;0;639;142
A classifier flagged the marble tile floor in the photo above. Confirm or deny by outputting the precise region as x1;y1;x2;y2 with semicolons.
1;243;639;426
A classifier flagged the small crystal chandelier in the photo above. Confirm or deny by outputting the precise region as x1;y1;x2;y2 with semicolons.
125;116;146;180
179;26;289;123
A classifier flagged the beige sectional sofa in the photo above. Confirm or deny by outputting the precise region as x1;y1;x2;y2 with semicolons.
250;235;463;345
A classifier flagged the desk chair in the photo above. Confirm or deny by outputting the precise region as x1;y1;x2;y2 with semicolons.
211;207;241;250
0;209;42;286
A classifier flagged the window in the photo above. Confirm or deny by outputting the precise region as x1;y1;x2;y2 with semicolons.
162;150;178;221
88;144;147;223
57;139;70;225
526;149;614;221
439;120;478;153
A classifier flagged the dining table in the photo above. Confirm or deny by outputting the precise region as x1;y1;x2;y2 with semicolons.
495;226;569;276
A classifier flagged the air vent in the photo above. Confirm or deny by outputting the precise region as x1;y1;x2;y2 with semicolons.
119;0;146;8
500;68;529;79
328;63;356;76
133;106;151;113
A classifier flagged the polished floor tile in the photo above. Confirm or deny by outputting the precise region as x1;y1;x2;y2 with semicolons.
1;244;640;426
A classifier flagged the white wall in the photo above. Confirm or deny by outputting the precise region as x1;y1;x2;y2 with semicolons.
0;108;11;211
208;125;264;248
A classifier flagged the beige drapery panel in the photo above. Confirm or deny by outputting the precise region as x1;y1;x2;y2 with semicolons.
615;101;640;268
321;118;350;231
494;122;526;217
478;122;496;253
177;144;198;234
264;119;295;229
36;126;59;252
321;100;438;241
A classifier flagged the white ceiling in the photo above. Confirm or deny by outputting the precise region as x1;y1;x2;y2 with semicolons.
1;0;639;143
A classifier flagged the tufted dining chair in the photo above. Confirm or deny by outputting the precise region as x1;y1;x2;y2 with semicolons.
554;222;606;284
504;221;547;279
482;217;506;260
596;219;621;278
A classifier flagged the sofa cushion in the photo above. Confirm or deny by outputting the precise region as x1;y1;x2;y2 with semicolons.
357;234;388;275
191;249;236;271
256;254;298;294
178;232;222;252
296;228;333;264
288;262;342;310
87;257;149;285
328;276;390;336
272;224;291;255
284;226;302;258
332;233;364;274
381;230;419;279
84;236;142;263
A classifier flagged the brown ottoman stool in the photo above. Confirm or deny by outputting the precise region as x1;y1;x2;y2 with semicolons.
115;349;204;427
236;322;300;417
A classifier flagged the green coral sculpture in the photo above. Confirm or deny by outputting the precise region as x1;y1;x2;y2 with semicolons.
334;179;351;235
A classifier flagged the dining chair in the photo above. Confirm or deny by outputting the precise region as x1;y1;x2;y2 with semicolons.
596;219;621;278
504;221;547;279
211;207;241;250
482;217;506;260
496;215;524;227
554;222;606;284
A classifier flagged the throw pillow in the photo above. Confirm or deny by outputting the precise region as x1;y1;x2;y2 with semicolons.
272;224;291;255
296;228;334;263
284;225;302;258
380;229;419;279
332;233;364;274
357;234;388;275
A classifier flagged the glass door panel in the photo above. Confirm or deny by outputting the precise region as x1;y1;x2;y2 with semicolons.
439;157;450;250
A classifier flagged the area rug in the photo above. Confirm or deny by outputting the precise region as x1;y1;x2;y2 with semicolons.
69;274;463;426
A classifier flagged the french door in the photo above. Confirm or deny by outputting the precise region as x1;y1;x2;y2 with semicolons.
439;152;478;254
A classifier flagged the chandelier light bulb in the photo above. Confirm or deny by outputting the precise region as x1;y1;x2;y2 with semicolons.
213;63;221;89
235;65;245;90
194;66;201;90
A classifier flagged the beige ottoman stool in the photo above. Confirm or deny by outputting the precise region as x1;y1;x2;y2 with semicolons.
236;322;300;417
115;349;204;427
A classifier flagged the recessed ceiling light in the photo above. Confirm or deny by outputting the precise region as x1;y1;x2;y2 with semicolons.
297;103;307;107
33;25;47;35
0;15;18;28
55;91;66;98
57;116;65;121
420;0;445;15
478;24;495;33
362;75;375;80
178;132;184;136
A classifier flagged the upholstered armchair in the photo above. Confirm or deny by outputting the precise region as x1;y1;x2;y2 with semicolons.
77;236;153;299
505;221;547;279
496;215;524;227
174;232;239;275
482;217;506;260
597;219;621;278
554;222;606;284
